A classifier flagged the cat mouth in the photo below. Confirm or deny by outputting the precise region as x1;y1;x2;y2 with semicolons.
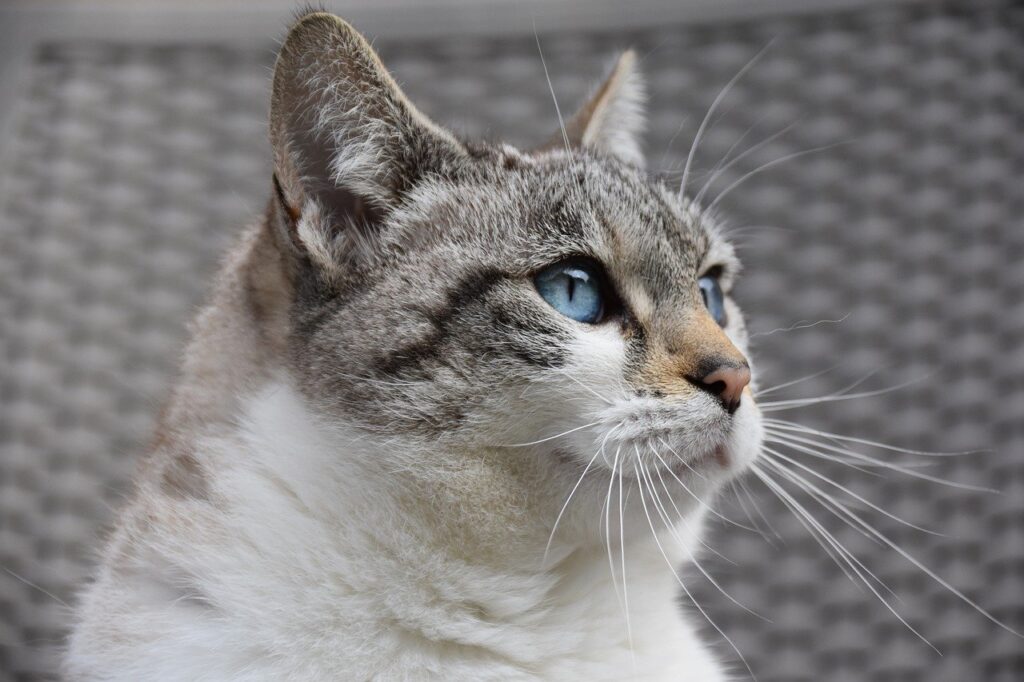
667;444;731;476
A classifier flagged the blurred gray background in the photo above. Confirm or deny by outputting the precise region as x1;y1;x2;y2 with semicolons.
0;0;1021;680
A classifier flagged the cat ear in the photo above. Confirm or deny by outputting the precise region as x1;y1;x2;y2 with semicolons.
540;50;647;167
269;12;464;268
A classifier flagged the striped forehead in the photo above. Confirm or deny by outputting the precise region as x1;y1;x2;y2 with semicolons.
530;160;710;257
583;165;712;306
425;155;722;304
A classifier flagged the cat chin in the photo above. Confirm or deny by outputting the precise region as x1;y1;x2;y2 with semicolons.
716;395;764;475
534;397;764;546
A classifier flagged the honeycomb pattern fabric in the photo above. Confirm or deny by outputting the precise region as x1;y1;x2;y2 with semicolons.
1;2;1022;680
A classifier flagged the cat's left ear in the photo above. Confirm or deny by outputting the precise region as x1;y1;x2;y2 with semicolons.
539;50;647;166
268;12;466;272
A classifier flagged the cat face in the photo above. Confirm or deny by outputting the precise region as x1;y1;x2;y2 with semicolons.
270;13;762;526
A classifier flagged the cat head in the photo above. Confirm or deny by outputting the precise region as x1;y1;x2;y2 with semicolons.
267;12;763;534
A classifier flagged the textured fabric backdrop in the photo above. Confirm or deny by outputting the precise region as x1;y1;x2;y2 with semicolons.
0;2;1021;680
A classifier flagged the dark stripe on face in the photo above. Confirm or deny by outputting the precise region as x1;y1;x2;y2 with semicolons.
292;267;349;339
621;314;651;378
371;268;505;377
489;306;570;369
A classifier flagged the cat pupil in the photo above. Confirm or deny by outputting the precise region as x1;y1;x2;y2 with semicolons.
535;260;604;324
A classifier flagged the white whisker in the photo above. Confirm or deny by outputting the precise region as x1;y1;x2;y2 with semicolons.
680;39;775;199
693;118;800;207
647;444;759;533
648;451;737;564
763;446;942;536
553;369;615;405
765;419;981;457
639;455;768;621
533;21;570;154
543;430;614;565
763;428;997;493
690;113;769;203
750;464;861;586
657;437;706;480
733;476;782;544
603;445;627;639
757;462;905;602
758;372;935;412
707;140;852;211
618;457;633;651
2;566;68;609
657;116;689;170
635;463;758;680
765;429;936;472
764;432;889;477
760;458;1022;640
497;420;601;448
752;464;928;646
750;312;851;339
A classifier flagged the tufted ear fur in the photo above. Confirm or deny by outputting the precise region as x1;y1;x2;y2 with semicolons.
269;12;466;271
539;50;646;167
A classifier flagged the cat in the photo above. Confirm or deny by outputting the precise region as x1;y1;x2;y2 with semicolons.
66;11;765;681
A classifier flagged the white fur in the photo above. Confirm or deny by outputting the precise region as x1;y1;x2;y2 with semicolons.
68;379;733;681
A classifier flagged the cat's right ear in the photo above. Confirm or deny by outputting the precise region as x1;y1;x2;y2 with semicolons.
268;12;465;274
535;51;647;167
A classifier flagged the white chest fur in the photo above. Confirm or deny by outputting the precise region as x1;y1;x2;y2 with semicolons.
67;382;726;681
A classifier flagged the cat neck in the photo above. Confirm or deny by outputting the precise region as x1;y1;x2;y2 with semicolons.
211;377;720;679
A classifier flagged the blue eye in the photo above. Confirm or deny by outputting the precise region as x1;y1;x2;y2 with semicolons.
699;274;727;327
535;260;606;324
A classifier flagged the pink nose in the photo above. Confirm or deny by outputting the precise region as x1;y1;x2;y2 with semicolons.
693;364;751;414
